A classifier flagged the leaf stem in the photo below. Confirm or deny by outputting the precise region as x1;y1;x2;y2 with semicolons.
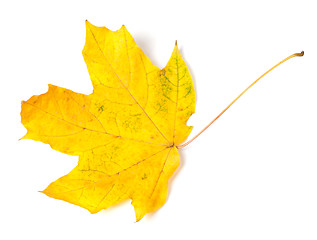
177;51;304;149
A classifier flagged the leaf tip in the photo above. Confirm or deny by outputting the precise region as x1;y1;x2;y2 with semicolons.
85;20;93;29
171;40;180;56
19;134;29;140
39;188;49;195
48;83;55;89
120;24;127;32
135;215;143;222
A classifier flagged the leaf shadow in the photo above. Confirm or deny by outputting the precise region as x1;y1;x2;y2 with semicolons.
97;198;132;217
134;34;162;69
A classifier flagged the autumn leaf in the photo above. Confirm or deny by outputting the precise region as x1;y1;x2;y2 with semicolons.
21;21;304;222
21;21;195;221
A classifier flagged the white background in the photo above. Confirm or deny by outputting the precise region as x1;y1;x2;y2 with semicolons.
1;0;317;239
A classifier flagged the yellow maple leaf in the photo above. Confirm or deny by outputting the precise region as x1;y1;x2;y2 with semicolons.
21;21;304;221
21;21;195;221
